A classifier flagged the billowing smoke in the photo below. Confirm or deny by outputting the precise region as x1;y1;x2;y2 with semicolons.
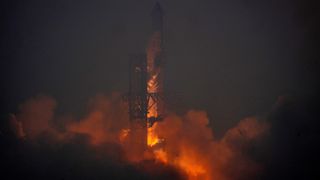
152;111;269;180
5;93;270;180
10;95;56;139
66;93;129;145
4;93;185;179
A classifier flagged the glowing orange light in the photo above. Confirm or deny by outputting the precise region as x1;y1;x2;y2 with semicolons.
119;128;130;143
146;31;162;148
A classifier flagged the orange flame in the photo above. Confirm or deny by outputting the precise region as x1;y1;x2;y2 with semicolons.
144;30;209;179
146;31;162;147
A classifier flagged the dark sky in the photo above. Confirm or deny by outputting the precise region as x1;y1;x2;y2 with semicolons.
2;0;318;135
1;0;320;179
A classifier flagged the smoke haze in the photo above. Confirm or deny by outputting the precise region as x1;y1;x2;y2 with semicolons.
1;0;319;179
3;93;270;179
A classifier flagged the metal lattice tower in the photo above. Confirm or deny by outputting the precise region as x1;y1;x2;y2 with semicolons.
123;53;165;146
123;2;165;154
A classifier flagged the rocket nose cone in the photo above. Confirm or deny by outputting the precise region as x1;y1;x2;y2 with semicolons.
152;2;163;15
151;2;163;31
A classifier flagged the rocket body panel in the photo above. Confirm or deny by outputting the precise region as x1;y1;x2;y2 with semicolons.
150;2;164;69
151;2;163;33
146;2;165;129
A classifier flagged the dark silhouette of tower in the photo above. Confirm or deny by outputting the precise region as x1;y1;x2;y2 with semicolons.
124;2;165;156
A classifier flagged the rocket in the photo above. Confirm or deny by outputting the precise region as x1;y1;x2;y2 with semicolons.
150;2;164;68
151;2;163;38
124;2;166;152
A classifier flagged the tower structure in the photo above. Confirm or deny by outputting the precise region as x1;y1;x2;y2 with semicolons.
124;2;165;152
128;53;148;150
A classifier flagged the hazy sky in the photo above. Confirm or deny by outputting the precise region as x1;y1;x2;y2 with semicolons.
1;0;320;179
1;0;318;136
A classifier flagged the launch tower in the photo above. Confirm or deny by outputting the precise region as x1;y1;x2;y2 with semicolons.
124;2;165;152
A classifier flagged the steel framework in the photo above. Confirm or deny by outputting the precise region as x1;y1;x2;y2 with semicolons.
123;53;164;148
